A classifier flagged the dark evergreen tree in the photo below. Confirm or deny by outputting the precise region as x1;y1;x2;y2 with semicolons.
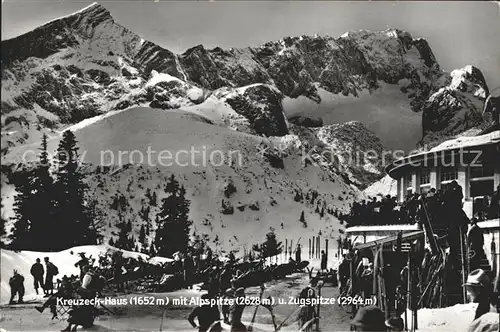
319;206;325;218
253;231;283;259
191;232;206;257
115;221;131;250
154;175;192;257
109;237;115;246
54;130;94;249
30;134;55;248
85;199;104;244
152;191;157;206
139;224;146;245
299;210;307;227
138;205;151;234
10;169;35;250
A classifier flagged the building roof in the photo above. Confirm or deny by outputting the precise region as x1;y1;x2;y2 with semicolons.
386;131;500;177
353;230;424;250
477;218;500;230
346;224;420;233
427;131;500;153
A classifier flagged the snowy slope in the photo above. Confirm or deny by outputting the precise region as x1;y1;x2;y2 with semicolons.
1;106;362;255
364;174;398;198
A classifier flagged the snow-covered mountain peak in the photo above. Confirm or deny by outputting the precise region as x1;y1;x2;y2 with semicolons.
1;2;492;158
449;65;488;98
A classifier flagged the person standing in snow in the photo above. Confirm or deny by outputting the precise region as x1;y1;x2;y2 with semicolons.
9;270;25;304
31;258;45;295
44;257;58;296
183;253;195;289
320;250;327;271
295;244;302;263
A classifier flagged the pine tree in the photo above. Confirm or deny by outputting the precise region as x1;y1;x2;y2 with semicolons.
29;134;57;250
253;231;283;259
54;130;93;249
154;175;192;257
115;221;131;250
139;205;151;234
109;237;115;246
10;169;35;250
299;210;307;227
139;224;146;245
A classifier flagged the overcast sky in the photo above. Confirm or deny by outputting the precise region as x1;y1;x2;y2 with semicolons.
2;1;500;89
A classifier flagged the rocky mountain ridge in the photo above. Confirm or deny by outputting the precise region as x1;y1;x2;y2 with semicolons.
1;2;491;156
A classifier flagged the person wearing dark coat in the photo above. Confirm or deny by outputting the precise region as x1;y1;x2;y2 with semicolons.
183;254;195;289
320;250;327;271
490;185;500;219
295;244;302;263
9;270;25;304
44;257;58;296
188;294;222;332
31;258;45;295
468;218;491;272
74;253;90;281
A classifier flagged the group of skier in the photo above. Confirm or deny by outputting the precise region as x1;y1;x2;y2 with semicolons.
8;257;59;305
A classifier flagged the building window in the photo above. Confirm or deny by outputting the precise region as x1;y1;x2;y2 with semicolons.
470;179;495;198
404;173;412;189
420;169;431;185
470;160;495;179
440;166;458;183
403;173;413;199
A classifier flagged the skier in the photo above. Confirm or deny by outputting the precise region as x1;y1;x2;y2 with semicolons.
44;257;58;296
30;258;45;295
295;244;302;263
183;253;195;289
188;293;222;332
320;250;327;271
9;270;25;304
